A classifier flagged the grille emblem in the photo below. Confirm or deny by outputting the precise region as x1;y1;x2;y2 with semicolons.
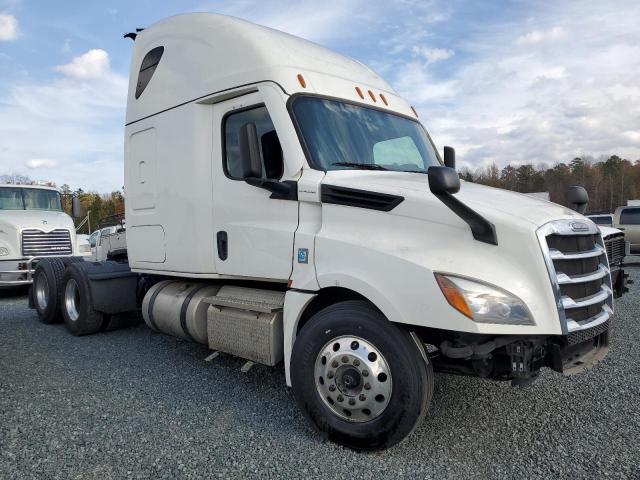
41;220;48;225
570;221;589;232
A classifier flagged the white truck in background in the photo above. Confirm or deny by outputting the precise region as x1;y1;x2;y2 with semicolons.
87;225;127;262
30;14;615;450
613;205;640;254
0;184;82;287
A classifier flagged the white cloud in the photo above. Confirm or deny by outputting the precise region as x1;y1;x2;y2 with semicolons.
0;48;127;191
0;13;18;41
391;1;640;169
25;158;58;169
413;46;454;64
394;61;456;103
516;26;566;45
54;49;110;80
208;0;365;43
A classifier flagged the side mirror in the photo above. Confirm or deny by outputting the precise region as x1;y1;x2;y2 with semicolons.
443;146;455;169
428;166;460;195
239;122;263;179
72;196;85;218
427;165;497;245
567;185;588;214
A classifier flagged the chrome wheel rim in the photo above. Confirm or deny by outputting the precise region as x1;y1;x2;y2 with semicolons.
314;335;392;422
35;273;49;311
64;279;80;322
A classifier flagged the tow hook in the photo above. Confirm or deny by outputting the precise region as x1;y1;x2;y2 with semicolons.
506;342;545;387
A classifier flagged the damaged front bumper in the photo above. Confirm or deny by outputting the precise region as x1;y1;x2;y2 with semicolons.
426;319;611;386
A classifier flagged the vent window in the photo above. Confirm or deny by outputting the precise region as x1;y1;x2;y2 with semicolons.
135;46;164;99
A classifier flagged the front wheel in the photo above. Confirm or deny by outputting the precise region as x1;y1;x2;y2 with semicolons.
291;300;433;450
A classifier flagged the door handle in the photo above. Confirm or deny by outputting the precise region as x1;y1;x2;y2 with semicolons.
217;231;228;260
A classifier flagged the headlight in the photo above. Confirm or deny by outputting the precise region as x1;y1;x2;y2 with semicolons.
434;273;534;325
79;244;91;253
0;247;9;256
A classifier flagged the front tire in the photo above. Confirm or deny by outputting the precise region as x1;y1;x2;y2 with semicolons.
291;300;433;450
61;264;103;336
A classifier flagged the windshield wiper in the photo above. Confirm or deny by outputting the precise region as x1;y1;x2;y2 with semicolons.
331;162;389;171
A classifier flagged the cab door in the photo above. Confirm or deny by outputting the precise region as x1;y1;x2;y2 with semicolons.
211;92;299;280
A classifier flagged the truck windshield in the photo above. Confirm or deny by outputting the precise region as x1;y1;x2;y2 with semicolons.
0;187;63;211
291;96;441;173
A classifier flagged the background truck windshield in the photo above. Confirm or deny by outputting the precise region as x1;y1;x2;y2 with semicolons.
0;187;62;211
291;96;441;173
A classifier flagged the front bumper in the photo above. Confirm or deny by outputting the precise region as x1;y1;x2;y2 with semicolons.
0;259;33;286
0;256;73;286
428;318;611;385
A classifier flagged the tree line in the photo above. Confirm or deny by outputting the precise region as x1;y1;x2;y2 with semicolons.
459;155;640;213
59;185;124;234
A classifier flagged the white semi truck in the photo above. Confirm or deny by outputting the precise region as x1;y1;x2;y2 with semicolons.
0;184;82;287
30;14;614;450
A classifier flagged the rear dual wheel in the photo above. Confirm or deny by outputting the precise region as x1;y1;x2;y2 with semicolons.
32;257;84;324
60;264;103;336
291;300;433;450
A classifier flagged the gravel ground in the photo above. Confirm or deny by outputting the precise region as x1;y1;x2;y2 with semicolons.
1;267;640;480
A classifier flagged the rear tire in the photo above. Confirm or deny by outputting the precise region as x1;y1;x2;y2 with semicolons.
60;264;103;336
291;300;433;450
61;256;85;267
32;258;66;324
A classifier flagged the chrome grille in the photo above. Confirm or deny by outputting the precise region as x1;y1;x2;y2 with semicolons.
21;229;72;257
604;234;625;266
538;220;613;334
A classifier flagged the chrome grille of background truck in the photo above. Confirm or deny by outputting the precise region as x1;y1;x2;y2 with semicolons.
604;234;625;266
21;229;73;257
537;220;613;334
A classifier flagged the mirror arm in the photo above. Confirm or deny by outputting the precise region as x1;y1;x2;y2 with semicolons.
432;191;498;245
245;178;298;201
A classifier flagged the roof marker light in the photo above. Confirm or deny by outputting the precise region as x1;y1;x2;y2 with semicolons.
411;106;419;117
297;74;307;88
368;90;377;102
380;93;388;106
355;86;364;99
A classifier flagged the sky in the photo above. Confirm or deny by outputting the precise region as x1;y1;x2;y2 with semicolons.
0;0;639;192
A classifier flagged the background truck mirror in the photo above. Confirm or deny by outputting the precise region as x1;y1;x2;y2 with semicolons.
239;122;263;179
72;196;86;219
567;185;589;214
443;146;455;169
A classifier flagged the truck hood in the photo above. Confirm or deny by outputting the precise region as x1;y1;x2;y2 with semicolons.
322;170;583;228
0;209;75;231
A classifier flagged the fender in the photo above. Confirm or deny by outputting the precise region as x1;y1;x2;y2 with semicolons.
74;261;138;315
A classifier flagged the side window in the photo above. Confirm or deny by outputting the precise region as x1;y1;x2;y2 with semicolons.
89;231;99;248
620;208;640;225
135;46;164;99
223;106;283;180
